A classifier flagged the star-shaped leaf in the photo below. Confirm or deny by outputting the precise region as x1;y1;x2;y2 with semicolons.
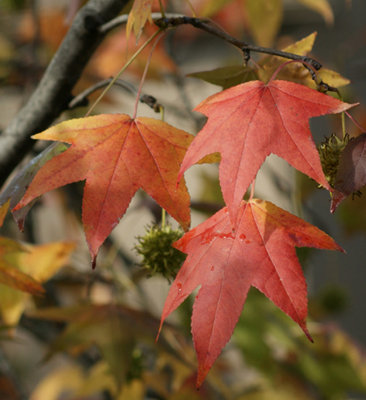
179;80;356;222
159;199;343;386
15;114;192;264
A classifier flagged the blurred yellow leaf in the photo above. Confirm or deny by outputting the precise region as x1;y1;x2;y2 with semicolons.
245;0;283;47
118;379;145;400
296;0;334;25
0;241;75;326
75;361;117;397
0;237;44;295
126;0;154;40
199;0;234;16
30;364;83;400
29;304;162;384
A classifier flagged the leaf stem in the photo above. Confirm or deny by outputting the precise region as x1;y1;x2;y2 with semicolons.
132;31;165;119
345;111;366;132
249;180;256;201
268;59;318;84
85;28;163;117
161;208;166;229
158;0;165;18
159;102;166;228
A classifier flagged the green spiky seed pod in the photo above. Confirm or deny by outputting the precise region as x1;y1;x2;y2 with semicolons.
134;224;186;280
318;134;349;187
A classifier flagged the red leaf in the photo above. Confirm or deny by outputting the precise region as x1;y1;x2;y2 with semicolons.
159;199;342;387
15;115;192;264
179;80;356;222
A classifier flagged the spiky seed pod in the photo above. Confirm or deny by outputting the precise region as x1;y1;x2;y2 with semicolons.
318;134;349;187
134;224;186;280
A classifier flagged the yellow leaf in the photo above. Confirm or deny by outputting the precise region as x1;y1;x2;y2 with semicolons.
199;0;234;17
258;32;317;82
30;365;84;400
281;31;317;56
296;0;334;25
118;379;145;400
0;241;75;326
75;362;116;397
0;237;44;295
126;0;154;40
312;68;350;88
258;32;350;89
30;362;118;400
245;0;283;47
21;241;75;282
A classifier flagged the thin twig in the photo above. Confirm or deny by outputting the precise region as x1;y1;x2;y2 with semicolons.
85;28;162;116
99;12;183;33
68;78;162;112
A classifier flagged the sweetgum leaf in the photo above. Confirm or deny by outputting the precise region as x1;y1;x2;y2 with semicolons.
159;199;342;387
15;115;193;265
179;80;356;223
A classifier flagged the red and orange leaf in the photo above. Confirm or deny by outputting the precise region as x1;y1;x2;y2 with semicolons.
15;115;192;264
179;80;356;223
159;199;342;387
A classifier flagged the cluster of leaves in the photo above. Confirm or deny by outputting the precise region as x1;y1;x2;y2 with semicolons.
1;0;366;398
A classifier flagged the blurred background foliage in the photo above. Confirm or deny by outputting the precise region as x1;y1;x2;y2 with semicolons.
1;0;366;399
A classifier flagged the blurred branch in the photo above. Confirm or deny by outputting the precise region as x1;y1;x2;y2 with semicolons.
0;0;129;187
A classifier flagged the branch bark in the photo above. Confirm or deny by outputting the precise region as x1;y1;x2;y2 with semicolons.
0;0;128;187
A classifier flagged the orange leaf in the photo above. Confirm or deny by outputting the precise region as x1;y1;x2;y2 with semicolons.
179;80;356;223
90;27;176;80
159;199;343;386
15;115;192;264
0;199;10;227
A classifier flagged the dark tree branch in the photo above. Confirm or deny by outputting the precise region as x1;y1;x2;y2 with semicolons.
0;0;129;187
154;16;322;71
100;12;322;71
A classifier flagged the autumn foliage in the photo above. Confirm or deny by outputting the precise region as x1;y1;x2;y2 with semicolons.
1;0;366;398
